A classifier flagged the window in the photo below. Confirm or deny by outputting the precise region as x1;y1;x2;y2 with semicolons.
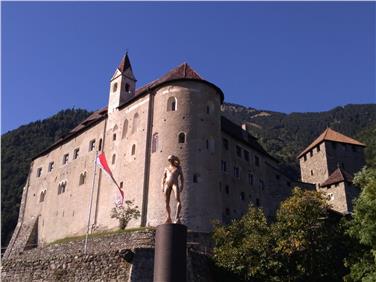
332;142;337;149
240;192;245;201
132;113;139;134
37;167;42;177
131;144;136;156
206;102;214;114
73;148;79;160
256;198;260;207
48;162;54;172
221;160;227;172
303;155;307;162
122;119;128;139
352;145;356;152
193;173;201;183
167;96;177;111
317;145;321;152
113;134;117;141
112;154;116;165
120;182;123;188
39;191;46;203
327;193;334;201
310;150;313;157
125;83;130;92
63;154;69;165
335;183;339;187
223;138;229;150
98;139;103;151
244;150;250;162
58;182;66;195
89;139;96;151
178;132;186;144
152;133;159;153
248;173;254;185
112;82;118;92
79;172;86;185
260;180;264;190
233;166;240;178
225;185;229;195
255;156;260;167
236;145;242;157
310;170;314;176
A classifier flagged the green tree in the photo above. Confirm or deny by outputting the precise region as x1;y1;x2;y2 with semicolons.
345;167;376;282
110;200;141;230
213;188;351;281
212;207;277;281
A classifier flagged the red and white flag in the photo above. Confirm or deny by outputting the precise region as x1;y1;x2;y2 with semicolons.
96;152;124;204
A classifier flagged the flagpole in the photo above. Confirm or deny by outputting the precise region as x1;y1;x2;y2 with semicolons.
84;150;98;254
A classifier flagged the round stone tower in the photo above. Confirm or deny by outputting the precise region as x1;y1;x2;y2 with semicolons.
146;64;223;232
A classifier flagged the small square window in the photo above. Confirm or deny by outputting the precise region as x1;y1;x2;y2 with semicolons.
223;138;229;150
113;134;117;141
73;148;79;160
63;154;69;165
255;156;260;167
48;162;54;172
303;155;307;162
37;167;42;177
310;150;313;157
89;139;96;151
236;145;242;157
244;150;250;162
317;145;321;152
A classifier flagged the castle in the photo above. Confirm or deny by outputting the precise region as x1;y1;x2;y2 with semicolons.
4;54;365;258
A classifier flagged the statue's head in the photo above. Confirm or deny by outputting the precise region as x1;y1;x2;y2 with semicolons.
167;155;180;167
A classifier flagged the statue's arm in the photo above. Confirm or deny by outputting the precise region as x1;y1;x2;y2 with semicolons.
161;169;167;191
179;167;184;192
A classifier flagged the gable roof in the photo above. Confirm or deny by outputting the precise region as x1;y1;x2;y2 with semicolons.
321;167;354;187
221;116;276;161
32;62;224;160
297;128;365;159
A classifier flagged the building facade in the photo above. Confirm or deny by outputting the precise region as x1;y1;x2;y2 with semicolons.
8;54;360;258
298;128;366;214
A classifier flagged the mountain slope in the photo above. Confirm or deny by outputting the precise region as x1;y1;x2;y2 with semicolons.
1;109;91;249
221;103;376;177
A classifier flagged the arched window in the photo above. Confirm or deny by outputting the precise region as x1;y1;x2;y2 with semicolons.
193;173;201;183
112;154;116;164
131;144;136;156
39;191;46;203
132;113;139;134
167;97;177;112
79;172;86;185
58;182;67;195
152;133;159;153
112;82;118;92
206;101;214;114
122;119;128;139
178;132;186;144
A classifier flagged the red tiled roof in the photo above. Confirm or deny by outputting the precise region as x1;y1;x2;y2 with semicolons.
33;61;224;160
297;128;365;159
321;167;354;187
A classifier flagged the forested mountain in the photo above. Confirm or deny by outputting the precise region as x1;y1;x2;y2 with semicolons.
1;103;375;249
221;103;376;177
1;109;91;249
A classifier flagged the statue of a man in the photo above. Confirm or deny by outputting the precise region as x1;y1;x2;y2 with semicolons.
161;155;184;224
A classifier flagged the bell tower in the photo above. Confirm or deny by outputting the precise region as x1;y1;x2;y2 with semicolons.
108;53;137;113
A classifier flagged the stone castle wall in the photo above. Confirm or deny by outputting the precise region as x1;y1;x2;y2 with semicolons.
1;230;214;282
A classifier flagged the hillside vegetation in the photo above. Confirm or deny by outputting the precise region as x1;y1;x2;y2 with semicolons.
222;103;376;177
1;109;91;249
2;103;375;250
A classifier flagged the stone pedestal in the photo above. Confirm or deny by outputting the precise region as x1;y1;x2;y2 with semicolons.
153;223;187;282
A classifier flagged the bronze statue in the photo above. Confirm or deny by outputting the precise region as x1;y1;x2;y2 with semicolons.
161;155;184;224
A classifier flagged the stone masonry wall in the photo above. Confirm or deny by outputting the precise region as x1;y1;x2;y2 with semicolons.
2;229;213;282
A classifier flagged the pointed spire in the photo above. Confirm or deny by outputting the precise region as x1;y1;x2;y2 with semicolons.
117;52;136;81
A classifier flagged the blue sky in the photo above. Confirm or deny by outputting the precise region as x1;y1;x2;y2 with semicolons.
2;2;375;133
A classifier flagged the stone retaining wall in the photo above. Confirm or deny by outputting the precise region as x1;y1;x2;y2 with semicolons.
2;230;214;281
